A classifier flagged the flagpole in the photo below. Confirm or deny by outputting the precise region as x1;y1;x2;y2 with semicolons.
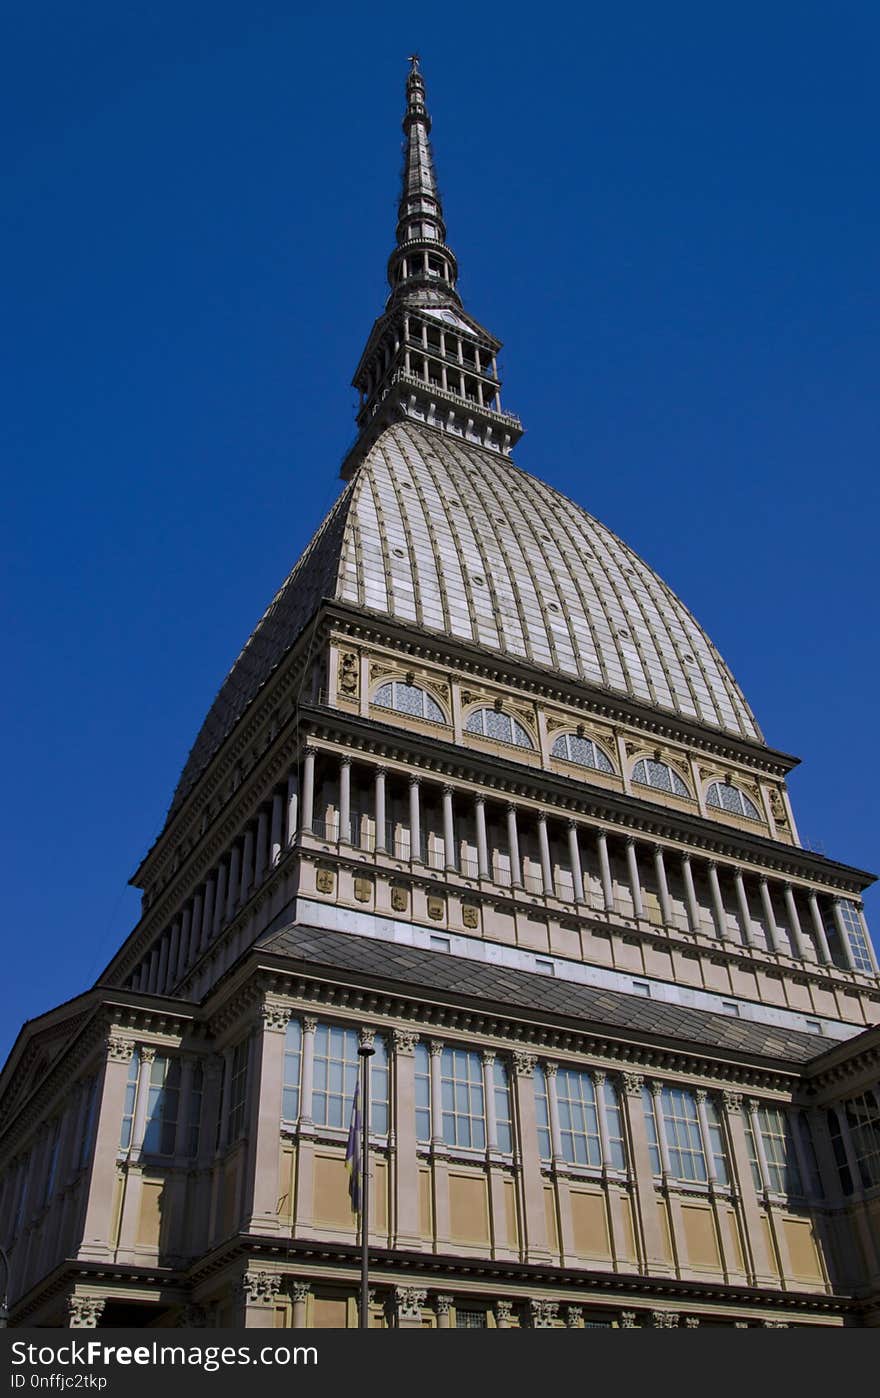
357;1044;375;1330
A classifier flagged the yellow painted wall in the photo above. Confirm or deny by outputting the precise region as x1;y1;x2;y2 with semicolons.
449;1172;490;1245
681;1204;721;1271
570;1190;611;1259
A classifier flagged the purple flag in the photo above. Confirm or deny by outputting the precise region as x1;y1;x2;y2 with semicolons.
345;1074;362;1214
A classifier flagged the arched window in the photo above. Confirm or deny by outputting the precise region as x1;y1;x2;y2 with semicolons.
706;781;761;821
552;732;614;774
465;707;533;749
374;680;445;724
632;757;690;798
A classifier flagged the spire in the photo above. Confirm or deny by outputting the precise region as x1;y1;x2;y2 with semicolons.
341;58;523;478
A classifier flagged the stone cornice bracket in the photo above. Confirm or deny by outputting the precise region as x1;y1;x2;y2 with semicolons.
67;1295;106;1328
106;1035;135;1063
261;1003;292;1034
621;1072;644;1097
241;1271;284;1305
289;1281;311;1303
512;1050;537;1077
392;1027;418;1055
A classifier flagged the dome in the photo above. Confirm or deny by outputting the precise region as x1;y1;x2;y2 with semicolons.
169;421;762;817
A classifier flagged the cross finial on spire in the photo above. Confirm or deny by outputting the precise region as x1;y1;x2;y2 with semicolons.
408;53;421;71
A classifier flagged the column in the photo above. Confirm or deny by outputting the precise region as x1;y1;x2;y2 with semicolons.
391;1029;421;1249
175;907;191;980
226;844;241;922
131;1047;155;1155
746;1100;771;1194
759;878;783;955
429;1041;444;1147
435;1295;453;1328
592;1070;612;1168
694;1090;718;1185
291;1282;311;1328
442;786;456;871
166;923;180;989
545;1063;563;1163
831;900;857;971
597;830;614;912
783;885;809;960
650;1083;672;1180
299;1016;317;1127
146;946;159;993
270;788;284;864
244;1003;290;1234
506;804;522;888
237;827;251;905
618;1072;672;1275
567;821;585;903
722;1092;776;1285
212;861;227;939
511;1052;551;1261
409;776;422;863
653;846;673;927
190;890;205;962
625;838;645;919
734;871;755;948
835;1101;864;1191
808;892;833;965
707;863;728;941
482;1050;499;1152
338;757;352;846
537;813;554;897
475;795;489;879
301;747;316;834
374;767;387;853
254;808;269;885
156;935;170;993
681;854;701;934
286;770;299;848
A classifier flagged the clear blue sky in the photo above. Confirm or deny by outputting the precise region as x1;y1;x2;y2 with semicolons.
2;2;878;1061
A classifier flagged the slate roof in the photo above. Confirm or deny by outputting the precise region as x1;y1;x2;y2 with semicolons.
256;921;826;1067
168;421;762;820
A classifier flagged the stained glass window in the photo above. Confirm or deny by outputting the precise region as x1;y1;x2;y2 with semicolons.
552;732;615;774
632;758;690;798
706;781;761;821
465;707;533;748
374;680;445;723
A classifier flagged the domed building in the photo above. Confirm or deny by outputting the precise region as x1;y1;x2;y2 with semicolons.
2;59;879;1331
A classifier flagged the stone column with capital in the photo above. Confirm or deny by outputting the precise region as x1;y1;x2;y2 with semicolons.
291;1016;318;1238
653;846;673;927
537;813;554;897
733;871;756;949
783;885;809;960
409;776;422;863
625;838;645;919
374;767;387;852
435;1293;454;1328
807;892;833;965
511;1051;551;1263
77;1038;135;1261
442;786;456;870
597;830;614;912
475;795;489;879
721;1092;777;1287
707;863;728;941
617;1072;673;1276
243;1003;290;1235
301;747;316;834
394;1286;426;1329
286;769;299;848
391;1028;422;1250
506;804;522;887
237;1270;284;1329
567;822;585;904
758;878;783;956
338;757;352;846
427;1040;451;1246
290;1281;311;1328
67;1294;106;1328
681;854;701;934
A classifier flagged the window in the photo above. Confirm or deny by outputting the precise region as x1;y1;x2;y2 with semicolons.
642;1086;662;1175
456;1309;487;1328
312;1024;389;1134
632;758;690;798
187;1062;204;1158
441;1048;485;1149
76;1076;98;1171
721;1002;740;1017
283;1019;303;1122
844;1092;880;1189
465;707;533;749
551;732;614;775
744;1105;802;1195
555;1069;602;1167
603;1079;627;1170
374;681;445;724
535;958;555;976
827;1107;853;1195
143;1055;181;1156
706;781;761;821
838;900;874;974
645;1086;729;1185
430;935;451;952
415;1042;431;1143
631;981;651;998
119;1049;140;1150
42;1120;61;1207
535;1063;552;1161
493;1059;513;1153
227;1039;250;1143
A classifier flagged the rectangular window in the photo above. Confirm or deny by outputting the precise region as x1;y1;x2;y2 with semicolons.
827;1107;853;1195
187;1062;204;1158
535;1065;552;1161
312;1024;389;1134
227;1040;250;1143
282;1019;303;1122
77;1076;98;1171
661;1087;707;1183
493;1058;513;1153
703;1096;729;1186
555;1068;601;1167
143;1055;181;1156
430;935;451;952
759;1105;802;1194
415;1042;431;1143
631;981;651;998
535;958;555;976
119;1049;140;1150
845;1092;880;1189
840;900;874;973
603;1079;627;1170
441;1048;485;1149
742;1111;764;1191
642;1086;661;1176
455;1309;487;1328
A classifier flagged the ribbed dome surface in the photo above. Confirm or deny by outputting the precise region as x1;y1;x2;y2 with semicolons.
169;422;761;816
